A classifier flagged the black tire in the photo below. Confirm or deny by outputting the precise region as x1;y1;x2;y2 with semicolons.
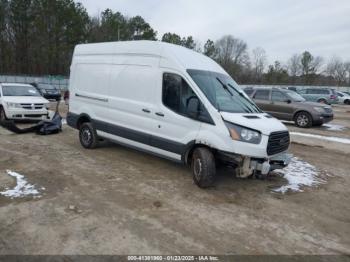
345;99;350;105
317;99;327;104
79;122;98;149
191;147;216;188
294;111;313;128
0;107;7;124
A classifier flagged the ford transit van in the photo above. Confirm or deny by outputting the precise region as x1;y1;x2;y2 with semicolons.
67;41;291;188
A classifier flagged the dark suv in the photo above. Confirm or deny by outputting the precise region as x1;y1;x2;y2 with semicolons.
247;87;334;127
31;83;61;101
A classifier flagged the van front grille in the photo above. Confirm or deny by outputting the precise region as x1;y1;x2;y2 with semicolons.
267;131;290;156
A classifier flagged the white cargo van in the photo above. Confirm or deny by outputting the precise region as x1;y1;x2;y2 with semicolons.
67;41;291;187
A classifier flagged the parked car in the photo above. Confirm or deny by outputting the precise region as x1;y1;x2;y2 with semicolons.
0;83;50;122
67;41;292;188
31;83;61;101
296;87;338;104
249;87;333;128
336;91;350;105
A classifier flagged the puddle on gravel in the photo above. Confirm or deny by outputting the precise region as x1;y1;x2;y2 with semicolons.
271;157;327;194
323;124;346;131
0;170;44;199
290;132;350;144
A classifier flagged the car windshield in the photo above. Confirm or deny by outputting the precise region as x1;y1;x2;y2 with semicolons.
187;69;261;113
2;85;41;96
284;90;305;102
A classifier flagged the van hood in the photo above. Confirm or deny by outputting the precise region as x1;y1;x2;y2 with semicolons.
2;96;49;104
220;112;287;136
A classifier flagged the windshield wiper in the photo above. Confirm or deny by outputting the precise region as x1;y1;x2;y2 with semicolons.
227;83;262;113
216;77;233;96
216;78;255;113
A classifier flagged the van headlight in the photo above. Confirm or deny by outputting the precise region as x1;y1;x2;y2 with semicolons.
6;102;21;108
225;121;261;144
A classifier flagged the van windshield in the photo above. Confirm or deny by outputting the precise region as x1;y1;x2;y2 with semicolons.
187;69;261;113
2;85;41;96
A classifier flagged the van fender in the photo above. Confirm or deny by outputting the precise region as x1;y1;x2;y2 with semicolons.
182;129;230;165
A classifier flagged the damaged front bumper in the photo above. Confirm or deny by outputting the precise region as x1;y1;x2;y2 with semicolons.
217;151;293;178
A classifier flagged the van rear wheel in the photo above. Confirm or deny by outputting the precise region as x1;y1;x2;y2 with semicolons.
79;122;98;149
191;147;216;188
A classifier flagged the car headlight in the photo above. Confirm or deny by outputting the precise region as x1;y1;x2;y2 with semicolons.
6;102;21;108
225;121;262;144
313;107;325;113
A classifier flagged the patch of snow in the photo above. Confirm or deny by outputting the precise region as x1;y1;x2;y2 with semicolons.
62;119;67;125
273;157;325;194
0;170;42;198
323;124;346;131
290;132;350;144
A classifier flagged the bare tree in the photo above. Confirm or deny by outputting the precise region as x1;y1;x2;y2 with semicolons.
215;35;248;69
251;47;267;82
287;54;301;77
327;56;348;86
344;61;350;86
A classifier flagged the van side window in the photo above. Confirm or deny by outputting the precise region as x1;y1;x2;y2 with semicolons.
163;73;197;115
254;90;270;100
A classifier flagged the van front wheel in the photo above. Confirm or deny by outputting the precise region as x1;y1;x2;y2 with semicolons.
191;147;216;188
79;122;98;149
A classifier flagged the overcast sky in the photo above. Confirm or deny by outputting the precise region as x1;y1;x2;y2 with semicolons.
77;0;350;64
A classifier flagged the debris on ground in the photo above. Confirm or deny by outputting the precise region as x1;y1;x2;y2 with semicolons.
272;157;326;194
0;170;42;198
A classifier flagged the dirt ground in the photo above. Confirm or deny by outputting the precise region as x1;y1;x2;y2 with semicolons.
0;103;349;255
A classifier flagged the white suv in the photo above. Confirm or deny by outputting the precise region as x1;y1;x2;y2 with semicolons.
0;83;50;122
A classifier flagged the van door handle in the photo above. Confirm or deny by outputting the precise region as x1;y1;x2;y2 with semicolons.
142;109;151;113
155;112;164;117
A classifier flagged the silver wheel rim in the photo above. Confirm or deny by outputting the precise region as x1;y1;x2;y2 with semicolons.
194;158;202;180
82;128;92;145
297;114;309;127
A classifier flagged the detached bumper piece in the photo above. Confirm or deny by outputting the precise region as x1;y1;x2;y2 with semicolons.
217;151;292;178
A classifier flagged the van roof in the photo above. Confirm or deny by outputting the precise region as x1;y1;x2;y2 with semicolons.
73;40;227;75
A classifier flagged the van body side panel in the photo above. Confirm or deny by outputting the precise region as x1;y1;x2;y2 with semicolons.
69;63;111;124
107;63;158;146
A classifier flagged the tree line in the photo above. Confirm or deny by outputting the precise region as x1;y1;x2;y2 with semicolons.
1;0;349;86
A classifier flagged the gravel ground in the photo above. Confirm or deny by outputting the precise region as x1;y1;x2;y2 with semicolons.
0;103;349;255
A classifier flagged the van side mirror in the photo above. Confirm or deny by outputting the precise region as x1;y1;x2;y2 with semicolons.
285;99;292;104
187;97;200;118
